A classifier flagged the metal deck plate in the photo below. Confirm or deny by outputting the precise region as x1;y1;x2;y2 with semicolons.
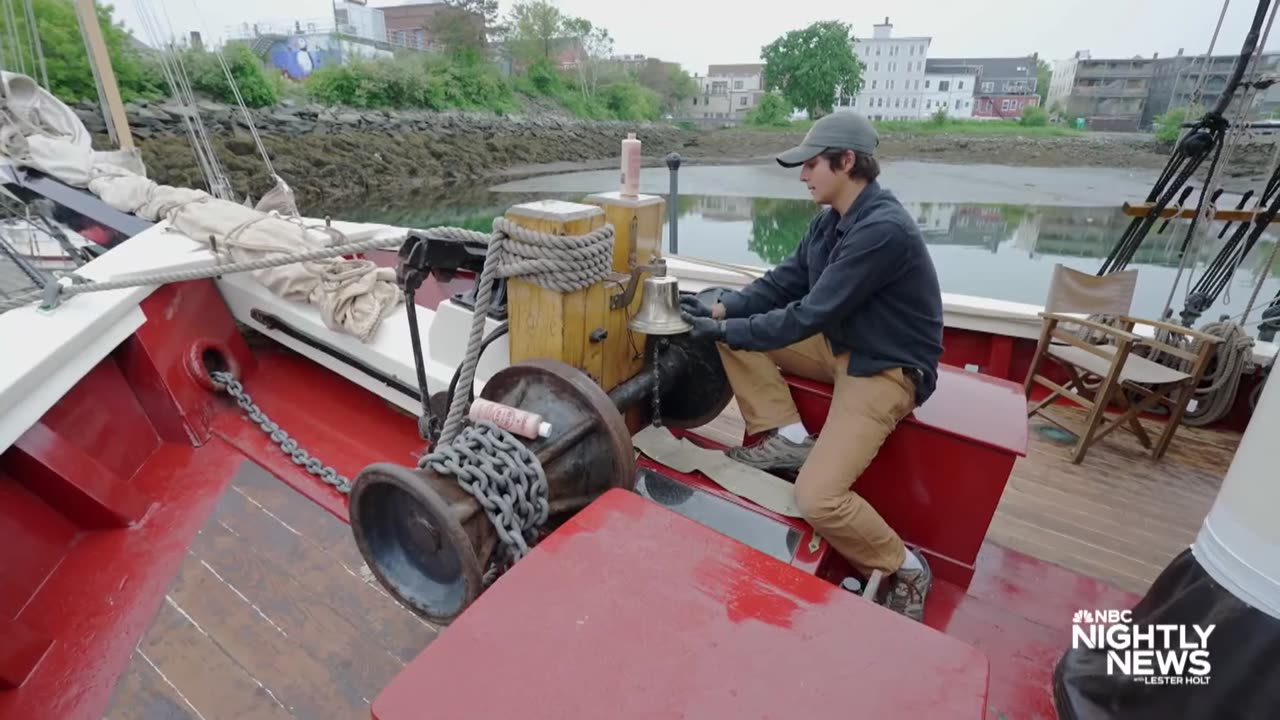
633;468;801;563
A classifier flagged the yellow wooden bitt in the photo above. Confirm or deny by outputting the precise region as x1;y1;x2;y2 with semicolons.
583;191;667;273
502;199;650;393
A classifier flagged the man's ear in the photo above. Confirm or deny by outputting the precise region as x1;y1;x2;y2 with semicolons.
842;150;857;172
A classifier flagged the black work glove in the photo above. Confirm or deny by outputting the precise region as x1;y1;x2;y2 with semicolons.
680;295;712;317
681;312;726;343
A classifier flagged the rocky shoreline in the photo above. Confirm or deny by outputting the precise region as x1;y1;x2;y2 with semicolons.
84;100;1274;210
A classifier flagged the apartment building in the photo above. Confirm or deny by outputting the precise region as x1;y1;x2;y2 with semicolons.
1050;51;1154;130
921;61;978;118
930;56;1040;119
686;64;765;121
1145;49;1280;126
380;2;484;52
842;17;931;120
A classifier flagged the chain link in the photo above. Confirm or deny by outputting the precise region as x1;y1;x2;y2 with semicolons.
417;420;549;565
211;370;352;493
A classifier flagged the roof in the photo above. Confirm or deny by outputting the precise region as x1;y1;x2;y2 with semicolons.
925;62;980;76
928;57;1037;79
708;63;764;76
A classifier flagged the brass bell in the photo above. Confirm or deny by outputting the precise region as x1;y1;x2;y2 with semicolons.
628;275;692;335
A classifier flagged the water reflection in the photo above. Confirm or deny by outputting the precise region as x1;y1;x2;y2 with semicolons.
671;195;1280;329
325;192;1280;333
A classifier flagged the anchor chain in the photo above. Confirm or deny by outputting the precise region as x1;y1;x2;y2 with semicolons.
417;420;549;566
211;370;352;493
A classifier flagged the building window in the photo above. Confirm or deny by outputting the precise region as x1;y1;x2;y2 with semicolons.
734;80;743;90
954;99;961;109
958;80;964;89
915;79;920;90
926;100;931;109
872;80;877;89
910;45;915;55
895;98;901;108
925;80;930;89
874;62;879;71
939;80;950;91
981;81;994;93
692;98;697;106
876;47;881;55
912;98;917;108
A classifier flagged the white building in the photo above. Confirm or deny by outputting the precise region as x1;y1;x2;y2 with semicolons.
840;17;931;120
686;64;766;122
334;1;387;44
922;60;978;118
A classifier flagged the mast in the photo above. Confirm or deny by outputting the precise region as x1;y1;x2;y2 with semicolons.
73;0;133;150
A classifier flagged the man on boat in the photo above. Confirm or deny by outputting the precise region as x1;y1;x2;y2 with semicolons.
680;111;944;621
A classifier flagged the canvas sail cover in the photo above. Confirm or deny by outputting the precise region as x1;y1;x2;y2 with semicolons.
0;72;402;341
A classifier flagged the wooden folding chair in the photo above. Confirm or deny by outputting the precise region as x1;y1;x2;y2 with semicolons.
1023;264;1221;464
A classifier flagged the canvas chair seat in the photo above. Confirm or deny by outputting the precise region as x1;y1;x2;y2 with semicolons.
1046;344;1191;386
1023;264;1220;464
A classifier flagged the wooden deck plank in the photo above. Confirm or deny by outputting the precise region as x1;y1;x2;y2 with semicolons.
106;654;198;720
130;597;295;720
108;463;438;720
212;481;437;663
700;390;1234;595
188;521;406;711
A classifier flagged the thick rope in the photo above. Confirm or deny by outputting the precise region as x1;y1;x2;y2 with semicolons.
0;233;408;313
1145;320;1255;427
436;217;615;445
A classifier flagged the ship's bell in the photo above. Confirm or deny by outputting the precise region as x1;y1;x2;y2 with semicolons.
628;275;692;335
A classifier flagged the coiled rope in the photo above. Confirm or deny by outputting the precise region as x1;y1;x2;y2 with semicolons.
1145;320;1255;427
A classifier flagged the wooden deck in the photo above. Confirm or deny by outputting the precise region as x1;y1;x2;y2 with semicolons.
701;398;1239;595
105;462;438;720
102;390;1238;719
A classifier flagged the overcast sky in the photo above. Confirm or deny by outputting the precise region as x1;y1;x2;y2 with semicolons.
114;0;1280;75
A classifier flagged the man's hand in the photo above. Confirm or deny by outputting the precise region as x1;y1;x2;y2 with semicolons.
680;295;727;320
681;312;726;343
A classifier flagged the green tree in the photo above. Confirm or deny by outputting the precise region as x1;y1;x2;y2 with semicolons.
1036;58;1050;106
745;92;791;127
634;59;697;114
748;198;814;265
761;21;863;119
562;16;612;99
185;43;278;108
1019;105;1047;126
430;0;497;59
503;0;567;66
0;0;162;104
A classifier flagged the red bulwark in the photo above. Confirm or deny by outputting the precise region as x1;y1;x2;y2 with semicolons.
784;364;1028;588
372;489;990;720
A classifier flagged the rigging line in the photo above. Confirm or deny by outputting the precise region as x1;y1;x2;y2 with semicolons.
1240;203;1280;322
133;1;221;198
20;0;44;89
2;0;25;76
1181;0;1278;314
154;1;233;197
1188;0;1232;112
137;0;233;201
183;0;278;182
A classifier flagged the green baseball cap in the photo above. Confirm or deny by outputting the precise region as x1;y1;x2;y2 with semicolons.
775;111;879;168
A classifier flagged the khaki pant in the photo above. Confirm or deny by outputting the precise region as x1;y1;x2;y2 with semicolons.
717;334;916;575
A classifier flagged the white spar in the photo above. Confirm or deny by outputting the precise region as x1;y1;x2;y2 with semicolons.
1192;369;1280;619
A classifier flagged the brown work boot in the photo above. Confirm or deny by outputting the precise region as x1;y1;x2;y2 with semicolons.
883;548;932;622
727;431;814;472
